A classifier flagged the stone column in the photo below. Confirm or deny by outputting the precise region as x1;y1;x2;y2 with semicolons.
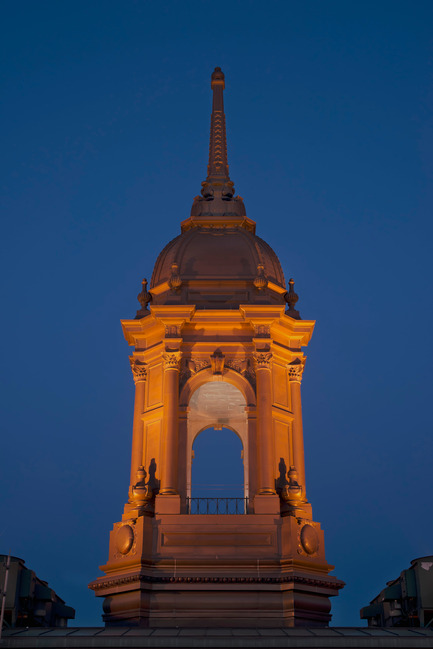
288;361;307;499
160;351;181;495
253;352;276;495
129;359;147;486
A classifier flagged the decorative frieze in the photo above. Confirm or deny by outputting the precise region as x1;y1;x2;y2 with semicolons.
129;358;147;383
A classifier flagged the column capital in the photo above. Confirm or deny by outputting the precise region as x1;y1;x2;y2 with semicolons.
253;351;273;370
162;351;182;371
288;359;304;383
129;358;147;383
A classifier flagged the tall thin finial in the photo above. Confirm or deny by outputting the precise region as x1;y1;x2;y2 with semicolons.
207;67;230;183
184;68;253;232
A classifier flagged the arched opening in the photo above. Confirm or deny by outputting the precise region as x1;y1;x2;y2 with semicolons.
186;381;249;510
192;426;244;498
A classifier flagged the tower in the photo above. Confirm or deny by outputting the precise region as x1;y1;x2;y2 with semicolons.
89;68;344;628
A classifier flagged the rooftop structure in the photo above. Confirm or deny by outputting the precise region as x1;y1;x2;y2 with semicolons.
361;556;433;628
0;555;75;630
88;68;344;628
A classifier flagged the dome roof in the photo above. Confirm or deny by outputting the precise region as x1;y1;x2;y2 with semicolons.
135;68;297;314
149;226;286;308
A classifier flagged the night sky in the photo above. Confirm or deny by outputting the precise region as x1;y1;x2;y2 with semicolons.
1;0;432;628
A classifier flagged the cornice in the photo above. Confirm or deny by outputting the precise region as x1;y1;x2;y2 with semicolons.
90;572;343;591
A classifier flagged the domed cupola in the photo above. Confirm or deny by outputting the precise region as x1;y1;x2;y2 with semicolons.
144;68;295;312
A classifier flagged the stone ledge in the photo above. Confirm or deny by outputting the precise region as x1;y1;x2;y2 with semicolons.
2;627;433;648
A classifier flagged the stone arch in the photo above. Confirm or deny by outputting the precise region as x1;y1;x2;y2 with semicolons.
191;423;243;447
179;366;256;408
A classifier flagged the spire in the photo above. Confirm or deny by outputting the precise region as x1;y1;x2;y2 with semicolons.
207;67;230;182
182;68;256;233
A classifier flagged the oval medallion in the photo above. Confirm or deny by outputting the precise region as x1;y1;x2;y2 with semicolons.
300;524;319;555
116;525;134;555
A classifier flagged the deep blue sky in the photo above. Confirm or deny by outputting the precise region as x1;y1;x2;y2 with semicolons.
1;0;432;628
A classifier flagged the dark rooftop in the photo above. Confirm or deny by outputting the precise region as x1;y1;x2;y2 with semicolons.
2;626;433;648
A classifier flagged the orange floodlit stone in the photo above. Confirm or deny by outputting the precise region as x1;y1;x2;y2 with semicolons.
89;67;344;629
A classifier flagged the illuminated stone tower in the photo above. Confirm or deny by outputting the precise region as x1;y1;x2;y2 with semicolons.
89;68;344;627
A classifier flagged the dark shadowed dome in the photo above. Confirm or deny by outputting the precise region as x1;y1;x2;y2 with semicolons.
149;226;287;308
151;228;285;286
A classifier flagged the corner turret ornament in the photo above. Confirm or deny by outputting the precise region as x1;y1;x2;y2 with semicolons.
126;465;154;517
136;278;151;319
285;278;301;319
131;466;153;504
281;466;303;504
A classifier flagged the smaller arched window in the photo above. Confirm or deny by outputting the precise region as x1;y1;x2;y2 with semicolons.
187;381;249;502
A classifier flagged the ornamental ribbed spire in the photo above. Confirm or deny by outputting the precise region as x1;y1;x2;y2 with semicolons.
207;67;230;182
182;68;255;233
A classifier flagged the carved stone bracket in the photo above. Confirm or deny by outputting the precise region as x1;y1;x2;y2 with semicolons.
210;350;225;375
253;351;273;370
254;324;270;338
165;324;181;338
162;351;182;371
288;359;304;383
179;357;211;389
129;358;147;383
225;357;256;388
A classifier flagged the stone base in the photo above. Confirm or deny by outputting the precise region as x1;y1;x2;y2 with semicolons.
154;494;181;514
254;493;281;514
89;513;344;628
98;577;339;628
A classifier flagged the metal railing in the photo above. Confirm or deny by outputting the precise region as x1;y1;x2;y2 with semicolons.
186;497;248;515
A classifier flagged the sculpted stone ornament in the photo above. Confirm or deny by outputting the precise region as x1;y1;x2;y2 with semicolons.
281;466;303;504
168;262;182;292
200;181;214;200
163;351;181;371
254;324;270;338
210;350;225;375
116;524;134;555
165;324;180;338
221;181;235;200
288;358;304;383
129;358;147;383
127;466;154;517
253;351;273;370
285;278;301;319
297;522;320;556
131;466;153;504
253;263;268;291
136;278;152;319
179;357;211;388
